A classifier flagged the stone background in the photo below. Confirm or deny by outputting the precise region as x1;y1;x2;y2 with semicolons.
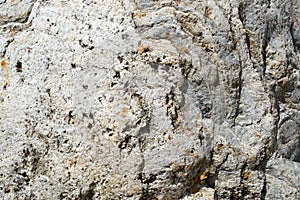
0;0;299;199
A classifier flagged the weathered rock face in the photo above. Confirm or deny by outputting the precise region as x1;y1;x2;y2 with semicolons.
0;0;299;199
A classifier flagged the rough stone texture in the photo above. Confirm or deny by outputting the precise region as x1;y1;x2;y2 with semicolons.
0;0;299;199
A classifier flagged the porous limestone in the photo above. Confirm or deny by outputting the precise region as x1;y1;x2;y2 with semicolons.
0;0;299;199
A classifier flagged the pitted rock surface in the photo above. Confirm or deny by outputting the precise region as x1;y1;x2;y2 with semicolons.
0;0;299;199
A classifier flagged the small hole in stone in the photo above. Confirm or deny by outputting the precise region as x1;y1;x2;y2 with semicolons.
113;71;120;79
106;128;112;132
16;61;23;72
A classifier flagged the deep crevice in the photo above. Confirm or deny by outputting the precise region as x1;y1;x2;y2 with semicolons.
240;162;250;199
238;3;245;25
137;138;155;200
245;32;251;58
233;56;243;126
261;21;272;76
290;22;299;52
261;175;267;200
1;38;14;58
79;183;96;200
0;0;38;30
166;90;180;130
270;84;280;150
238;3;252;58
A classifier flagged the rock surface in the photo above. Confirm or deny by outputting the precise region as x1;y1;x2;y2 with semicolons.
0;0;299;199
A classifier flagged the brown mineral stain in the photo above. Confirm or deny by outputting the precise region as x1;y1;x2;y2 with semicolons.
250;39;255;46
137;45;150;55
254;130;261;138
202;43;214;52
189;168;211;193
242;171;251;180
1;58;9;89
1;59;7;69
217;143;224;150
199;169;210;181
133;11;146;19
172;0;181;6
10;0;20;5
108;132;120;142
171;161;184;172
204;7;213;19
161;31;170;39
121;107;128;117
9;27;19;36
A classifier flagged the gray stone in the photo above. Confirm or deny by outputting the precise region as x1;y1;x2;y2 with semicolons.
0;0;37;26
0;0;299;199
265;155;300;199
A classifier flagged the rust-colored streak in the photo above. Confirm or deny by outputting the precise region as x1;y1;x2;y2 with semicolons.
199;169;210;181
137;45;150;55
132;11;146;19
1;59;7;69
1;58;9;89
204;7;213;19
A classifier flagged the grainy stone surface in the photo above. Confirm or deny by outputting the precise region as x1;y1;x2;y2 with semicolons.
0;0;299;199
